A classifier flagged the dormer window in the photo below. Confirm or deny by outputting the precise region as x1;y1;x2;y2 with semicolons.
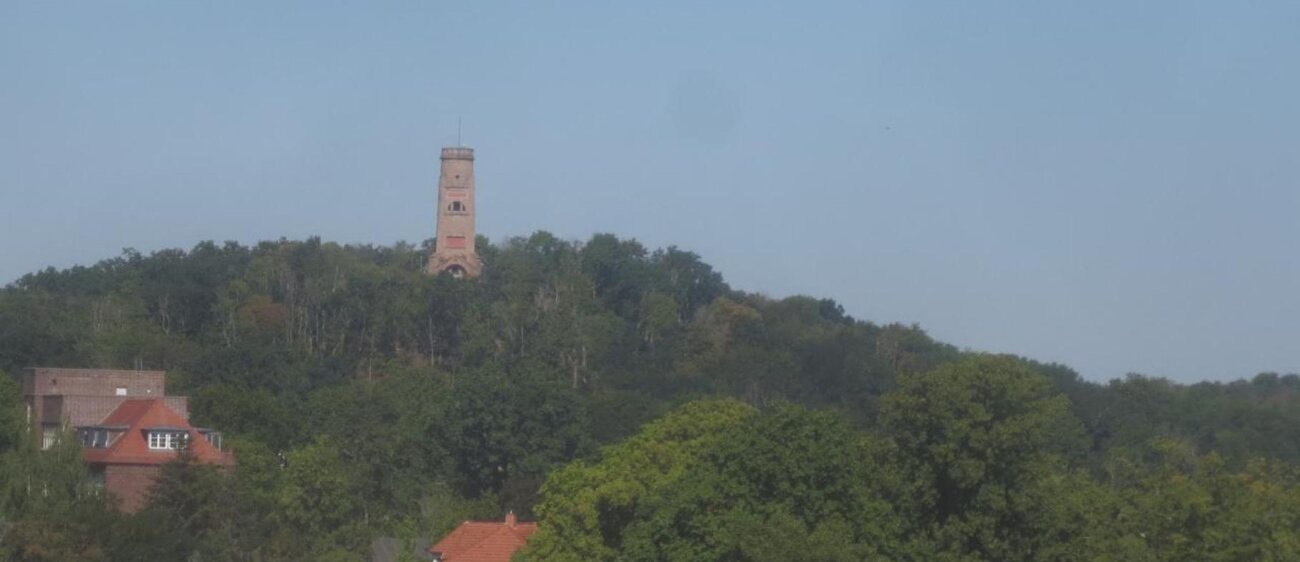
80;427;111;448
146;430;188;451
198;429;223;451
78;424;127;449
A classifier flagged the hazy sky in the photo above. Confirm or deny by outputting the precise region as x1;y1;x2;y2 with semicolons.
3;2;1298;382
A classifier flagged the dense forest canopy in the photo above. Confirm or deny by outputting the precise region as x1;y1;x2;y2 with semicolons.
2;233;1299;561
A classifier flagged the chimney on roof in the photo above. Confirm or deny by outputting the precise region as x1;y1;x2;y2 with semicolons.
505;511;516;528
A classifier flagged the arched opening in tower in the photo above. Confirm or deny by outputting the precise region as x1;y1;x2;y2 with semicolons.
445;265;467;278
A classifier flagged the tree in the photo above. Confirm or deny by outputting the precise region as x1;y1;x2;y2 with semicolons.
303;366;449;528
0;426;112;561
274;437;365;556
112;449;265;562
0;372;24;454
1086;441;1300;562
879;354;1083;561
617;405;899;562
440;371;591;504
523;400;755;562
191;384;304;452
5;235;1300;561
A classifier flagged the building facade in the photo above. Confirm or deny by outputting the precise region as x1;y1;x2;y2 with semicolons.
21;368;187;449
426;146;482;278
80;398;234;512
20;368;232;512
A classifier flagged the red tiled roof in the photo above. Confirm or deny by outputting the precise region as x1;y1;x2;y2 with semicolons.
429;514;537;562
82;399;234;467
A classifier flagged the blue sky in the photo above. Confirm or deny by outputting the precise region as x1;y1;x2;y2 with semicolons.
2;1;1298;382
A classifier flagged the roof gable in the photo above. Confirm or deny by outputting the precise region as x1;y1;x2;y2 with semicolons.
83;399;234;467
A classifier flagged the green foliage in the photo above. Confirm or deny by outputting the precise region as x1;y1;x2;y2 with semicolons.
111;451;265;562
528;357;1300;562
0;371;24;454
440;371;592;508
0;426;113;561
417;482;502;543
192;384;304;451
1077;442;1300;562
617;405;897;562
2;234;1300;561
275;437;364;551
524;400;755;562
879;355;1084;561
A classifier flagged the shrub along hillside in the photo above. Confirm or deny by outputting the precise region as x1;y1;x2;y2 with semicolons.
1;233;1298;561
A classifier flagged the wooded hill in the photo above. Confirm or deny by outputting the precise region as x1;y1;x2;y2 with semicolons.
2;233;1298;561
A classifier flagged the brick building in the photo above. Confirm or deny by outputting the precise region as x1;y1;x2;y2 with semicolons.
81;398;234;512
22;368;187;449
20;368;232;512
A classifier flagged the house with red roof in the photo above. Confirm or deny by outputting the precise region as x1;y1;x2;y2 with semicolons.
78;398;235;512
428;512;538;562
20;367;235;512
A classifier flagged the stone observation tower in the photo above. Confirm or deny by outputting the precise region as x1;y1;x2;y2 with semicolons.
426;146;482;278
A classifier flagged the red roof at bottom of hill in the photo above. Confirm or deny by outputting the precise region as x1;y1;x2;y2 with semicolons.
429;512;537;562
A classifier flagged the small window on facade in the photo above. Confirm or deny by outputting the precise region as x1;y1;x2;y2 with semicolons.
115;387;127;396
41;426;58;450
448;201;466;212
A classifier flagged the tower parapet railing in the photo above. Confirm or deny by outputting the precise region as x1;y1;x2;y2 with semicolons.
441;147;475;160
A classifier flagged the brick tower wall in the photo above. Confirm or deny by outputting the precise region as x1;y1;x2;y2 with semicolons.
427;146;482;277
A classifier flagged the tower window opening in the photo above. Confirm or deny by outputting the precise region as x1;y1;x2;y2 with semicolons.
448;201;466;212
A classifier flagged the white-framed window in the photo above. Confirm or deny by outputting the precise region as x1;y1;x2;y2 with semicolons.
115;387;127;396
147;431;187;451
